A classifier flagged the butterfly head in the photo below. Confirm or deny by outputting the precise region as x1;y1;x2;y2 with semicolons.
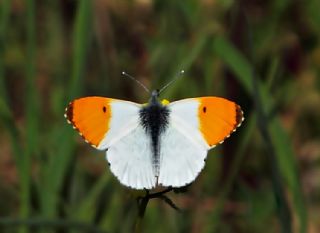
149;90;171;106
150;89;160;105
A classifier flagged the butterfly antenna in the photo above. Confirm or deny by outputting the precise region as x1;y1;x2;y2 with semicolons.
158;70;185;94
122;71;150;93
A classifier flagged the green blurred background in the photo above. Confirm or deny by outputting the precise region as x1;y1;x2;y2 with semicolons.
0;0;320;232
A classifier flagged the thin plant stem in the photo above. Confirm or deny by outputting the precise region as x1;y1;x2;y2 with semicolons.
134;188;176;233
244;10;293;233
134;193;150;233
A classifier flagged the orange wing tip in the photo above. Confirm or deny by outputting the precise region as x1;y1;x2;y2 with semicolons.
214;105;244;147
64;97;112;149
64;101;98;148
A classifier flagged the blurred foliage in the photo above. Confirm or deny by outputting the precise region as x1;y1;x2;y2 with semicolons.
0;0;320;232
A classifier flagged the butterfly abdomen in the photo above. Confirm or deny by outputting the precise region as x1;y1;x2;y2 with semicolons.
139;102;170;175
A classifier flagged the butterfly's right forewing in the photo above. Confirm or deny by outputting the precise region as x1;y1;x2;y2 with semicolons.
158;97;243;187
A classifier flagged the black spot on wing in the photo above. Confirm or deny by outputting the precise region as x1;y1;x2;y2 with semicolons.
203;106;207;113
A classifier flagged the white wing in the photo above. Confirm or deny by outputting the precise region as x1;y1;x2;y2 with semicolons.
158;97;243;188
158;99;209;187
158;125;208;187
105;99;207;189
106;125;156;189
66;98;156;189
96;101;156;189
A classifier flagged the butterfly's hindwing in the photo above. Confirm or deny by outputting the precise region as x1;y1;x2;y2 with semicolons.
158;124;207;187
107;124;156;189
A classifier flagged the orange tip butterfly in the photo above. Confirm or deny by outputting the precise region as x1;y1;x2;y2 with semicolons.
65;76;244;189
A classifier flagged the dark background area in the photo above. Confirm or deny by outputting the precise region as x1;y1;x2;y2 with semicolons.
0;0;319;232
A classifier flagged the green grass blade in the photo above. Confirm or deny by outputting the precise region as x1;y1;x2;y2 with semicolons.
0;2;32;233
212;35;307;233
205;112;257;232
25;0;39;156
71;173;111;221
68;0;93;99
270;119;308;233
38;0;93;219
0;0;11;101
160;33;209;98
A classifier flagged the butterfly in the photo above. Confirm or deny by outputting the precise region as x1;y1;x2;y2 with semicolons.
65;89;244;189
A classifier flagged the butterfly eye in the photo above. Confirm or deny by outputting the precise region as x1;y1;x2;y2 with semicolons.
203;107;207;113
103;106;107;113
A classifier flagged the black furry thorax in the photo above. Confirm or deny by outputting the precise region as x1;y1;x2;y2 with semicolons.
139;90;170;172
139;100;170;135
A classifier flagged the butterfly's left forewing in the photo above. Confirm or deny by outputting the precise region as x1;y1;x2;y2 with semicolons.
65;97;156;189
65;97;141;150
